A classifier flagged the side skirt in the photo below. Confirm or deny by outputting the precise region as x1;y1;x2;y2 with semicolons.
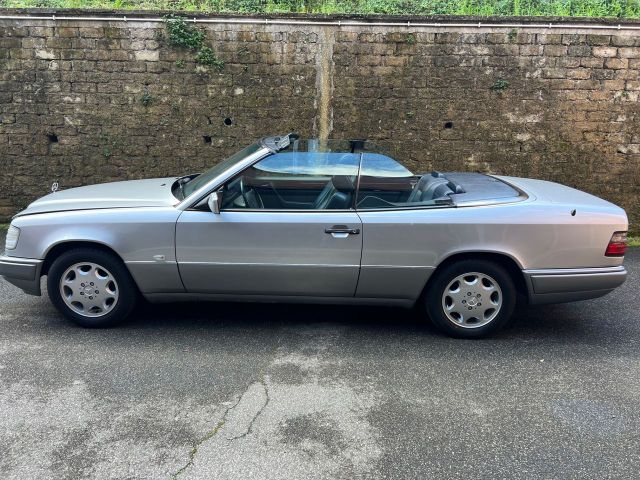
142;292;415;308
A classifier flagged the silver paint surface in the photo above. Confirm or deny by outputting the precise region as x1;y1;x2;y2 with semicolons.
176;210;362;296
0;164;629;305
18;177;180;216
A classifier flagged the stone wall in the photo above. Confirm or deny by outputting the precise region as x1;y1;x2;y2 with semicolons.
0;11;639;228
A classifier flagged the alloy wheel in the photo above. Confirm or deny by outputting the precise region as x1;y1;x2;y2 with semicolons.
59;262;119;317
441;272;502;328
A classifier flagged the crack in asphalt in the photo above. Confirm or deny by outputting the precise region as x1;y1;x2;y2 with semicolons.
170;387;247;479
171;344;282;479
226;376;270;441
171;379;271;478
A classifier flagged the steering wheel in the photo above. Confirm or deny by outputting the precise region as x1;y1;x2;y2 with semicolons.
237;176;264;208
238;177;250;207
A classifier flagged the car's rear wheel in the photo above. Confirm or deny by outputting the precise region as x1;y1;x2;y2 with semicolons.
47;248;137;327
425;259;516;338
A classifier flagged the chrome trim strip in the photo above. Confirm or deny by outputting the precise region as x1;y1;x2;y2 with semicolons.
178;262;360;267
454;194;530;208
354;204;453;212
126;260;177;264
523;266;626;275
221;209;356;213
362;264;432;269
523;265;627;298
0;256;42;266
220;206;452;213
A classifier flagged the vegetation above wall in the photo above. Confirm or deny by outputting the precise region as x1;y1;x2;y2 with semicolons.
3;0;640;17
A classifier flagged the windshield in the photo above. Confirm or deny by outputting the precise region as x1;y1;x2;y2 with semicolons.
182;142;263;198
256;152;413;177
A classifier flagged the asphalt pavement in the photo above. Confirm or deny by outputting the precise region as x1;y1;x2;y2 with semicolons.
1;239;638;479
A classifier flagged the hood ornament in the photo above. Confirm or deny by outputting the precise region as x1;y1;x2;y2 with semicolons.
51;181;59;193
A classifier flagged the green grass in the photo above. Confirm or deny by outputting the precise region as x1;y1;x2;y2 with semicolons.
2;0;640;17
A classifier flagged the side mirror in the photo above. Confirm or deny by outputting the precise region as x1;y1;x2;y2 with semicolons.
207;191;221;214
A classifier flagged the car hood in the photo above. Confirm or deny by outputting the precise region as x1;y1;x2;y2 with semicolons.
16;177;180;216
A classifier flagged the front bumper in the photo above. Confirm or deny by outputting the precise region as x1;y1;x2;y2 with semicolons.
523;266;627;305
0;255;43;295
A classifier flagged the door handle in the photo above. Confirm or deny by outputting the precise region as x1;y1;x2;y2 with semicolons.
325;225;360;235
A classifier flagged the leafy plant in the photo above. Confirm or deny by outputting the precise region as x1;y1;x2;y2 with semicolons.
140;90;153;106
490;78;509;93
100;134;120;159
195;46;225;69
164;14;205;50
162;14;224;71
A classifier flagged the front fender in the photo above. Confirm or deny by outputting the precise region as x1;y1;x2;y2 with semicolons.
9;207;184;294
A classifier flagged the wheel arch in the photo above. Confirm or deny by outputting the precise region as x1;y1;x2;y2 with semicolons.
44;240;140;327
421;250;529;302
41;240;128;277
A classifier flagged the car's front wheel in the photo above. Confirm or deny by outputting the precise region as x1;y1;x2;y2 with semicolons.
425;259;516;338
47;248;137;327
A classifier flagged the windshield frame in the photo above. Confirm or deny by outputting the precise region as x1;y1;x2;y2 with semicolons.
176;143;272;210
177;134;299;210
180;142;263;199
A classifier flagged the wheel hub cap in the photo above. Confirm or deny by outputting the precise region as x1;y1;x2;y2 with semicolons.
441;272;502;329
59;262;119;318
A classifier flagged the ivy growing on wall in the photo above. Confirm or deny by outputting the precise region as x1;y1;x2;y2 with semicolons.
161;15;225;70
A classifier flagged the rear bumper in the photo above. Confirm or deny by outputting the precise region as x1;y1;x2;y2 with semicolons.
0;255;43;295
523;266;627;305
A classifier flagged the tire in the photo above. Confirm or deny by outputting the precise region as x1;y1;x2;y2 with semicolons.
47;248;137;328
425;259;516;339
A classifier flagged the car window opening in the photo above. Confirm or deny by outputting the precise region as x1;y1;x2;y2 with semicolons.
180;134;521;211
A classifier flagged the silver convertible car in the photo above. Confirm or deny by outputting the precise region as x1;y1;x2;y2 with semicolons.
0;134;628;337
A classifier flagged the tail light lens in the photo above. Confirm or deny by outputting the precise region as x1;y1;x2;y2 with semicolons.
605;231;627;257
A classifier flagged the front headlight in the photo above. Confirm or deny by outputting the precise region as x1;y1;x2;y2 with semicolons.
5;225;20;250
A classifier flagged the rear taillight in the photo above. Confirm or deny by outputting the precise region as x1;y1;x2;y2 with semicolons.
605;231;627;257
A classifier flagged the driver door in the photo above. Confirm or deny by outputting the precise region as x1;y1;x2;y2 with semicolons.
175;151;363;297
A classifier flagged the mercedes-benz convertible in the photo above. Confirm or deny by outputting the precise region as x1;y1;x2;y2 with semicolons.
0;134;628;337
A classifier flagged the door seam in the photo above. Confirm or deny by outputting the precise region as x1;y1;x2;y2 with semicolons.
353;210;364;298
174;209;188;292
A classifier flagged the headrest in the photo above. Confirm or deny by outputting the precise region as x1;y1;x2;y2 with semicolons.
431;183;454;199
417;175;448;192
331;175;356;192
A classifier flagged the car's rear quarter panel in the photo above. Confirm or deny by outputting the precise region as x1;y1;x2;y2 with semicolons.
356;193;627;300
